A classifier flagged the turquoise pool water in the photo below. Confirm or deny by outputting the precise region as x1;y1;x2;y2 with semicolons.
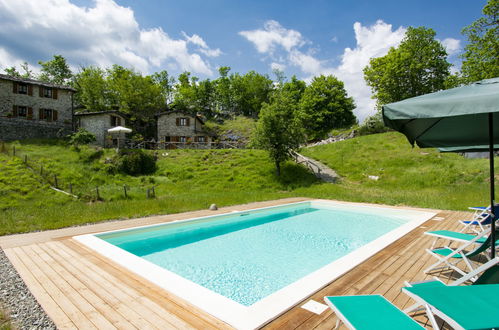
98;203;407;306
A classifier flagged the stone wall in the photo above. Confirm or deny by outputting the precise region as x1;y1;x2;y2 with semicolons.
76;113;126;147
157;113;212;145
0;78;73;140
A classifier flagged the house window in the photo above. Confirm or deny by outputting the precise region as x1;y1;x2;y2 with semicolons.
196;136;206;143
39;108;58;121
164;136;171;142
110;116;122;127
18;83;28;94
17;106;27;117
179;136;187;143
43;87;53;98
177;117;189;126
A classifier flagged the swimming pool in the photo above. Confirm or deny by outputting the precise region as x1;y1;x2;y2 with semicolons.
75;200;435;329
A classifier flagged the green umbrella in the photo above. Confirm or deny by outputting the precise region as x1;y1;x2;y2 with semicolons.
382;77;499;257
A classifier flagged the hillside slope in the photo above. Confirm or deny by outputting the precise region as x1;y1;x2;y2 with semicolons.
1;133;495;234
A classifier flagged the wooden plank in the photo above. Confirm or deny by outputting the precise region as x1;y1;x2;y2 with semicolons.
11;246;96;329
21;244;114;329
42;241;160;330
3;248;77;330
56;240;196;329
36;242;141;330
63;239;216;329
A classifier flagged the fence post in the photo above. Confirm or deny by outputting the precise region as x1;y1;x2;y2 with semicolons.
123;185;128;198
152;186;155;198
40;165;43;176
96;186;100;200
54;175;58;188
24;154;27;163
69;183;73;194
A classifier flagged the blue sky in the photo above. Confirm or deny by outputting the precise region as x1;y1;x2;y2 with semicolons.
0;0;487;121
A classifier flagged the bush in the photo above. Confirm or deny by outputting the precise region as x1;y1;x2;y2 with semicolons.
114;149;157;175
358;112;391;136
69;128;96;147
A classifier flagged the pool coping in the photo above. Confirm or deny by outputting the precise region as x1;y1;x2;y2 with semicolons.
73;200;437;330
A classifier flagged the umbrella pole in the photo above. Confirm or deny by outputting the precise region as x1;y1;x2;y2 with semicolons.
489;113;496;258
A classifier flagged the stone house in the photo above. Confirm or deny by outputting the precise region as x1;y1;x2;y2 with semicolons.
75;111;128;147
157;111;213;148
0;74;75;140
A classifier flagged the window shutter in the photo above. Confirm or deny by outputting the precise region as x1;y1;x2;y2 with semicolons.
110;116;113;126
117;117;121;126
28;85;33;96
176;118;180;126
186;118;190;126
12;105;18;117
53;89;58;99
53;110;58;121
13;82;18;93
27;107;33;120
39;109;44;120
39;86;43;97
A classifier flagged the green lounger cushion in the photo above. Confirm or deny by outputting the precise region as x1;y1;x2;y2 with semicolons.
431;247;465;258
324;295;423;330
426;230;487;244
403;284;499;329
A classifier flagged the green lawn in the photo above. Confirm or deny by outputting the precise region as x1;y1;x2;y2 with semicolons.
1;132;495;235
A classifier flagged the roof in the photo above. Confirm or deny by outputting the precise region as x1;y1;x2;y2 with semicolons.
74;110;127;118
0;74;76;91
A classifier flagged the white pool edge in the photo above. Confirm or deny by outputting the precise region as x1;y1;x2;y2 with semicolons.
74;200;436;330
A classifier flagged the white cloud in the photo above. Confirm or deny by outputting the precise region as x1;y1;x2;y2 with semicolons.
441;38;461;56
271;62;286;71
182;32;222;57
240;19;406;122
239;20;305;54
0;0;217;75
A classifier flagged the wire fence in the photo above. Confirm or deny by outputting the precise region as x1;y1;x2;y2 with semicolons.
1;141;159;202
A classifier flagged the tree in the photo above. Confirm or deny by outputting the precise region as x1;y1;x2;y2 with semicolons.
4;62;34;79
254;89;305;176
460;0;499;83
231;71;273;118
282;75;306;104
38;55;73;85
74;66;110;112
363;27;451;107
106;65;164;121
152;70;176;105
213;66;235;117
299;75;356;141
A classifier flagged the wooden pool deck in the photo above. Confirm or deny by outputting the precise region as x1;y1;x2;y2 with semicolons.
0;198;481;329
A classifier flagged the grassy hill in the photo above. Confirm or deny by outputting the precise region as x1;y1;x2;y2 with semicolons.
1;132;495;235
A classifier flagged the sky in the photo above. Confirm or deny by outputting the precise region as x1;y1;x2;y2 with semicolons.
0;0;487;122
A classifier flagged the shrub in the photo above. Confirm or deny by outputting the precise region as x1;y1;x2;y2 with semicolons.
114;149;157;175
358;112;391;136
69;128;96;147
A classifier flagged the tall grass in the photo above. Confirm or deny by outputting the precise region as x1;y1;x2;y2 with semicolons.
1;132;496;235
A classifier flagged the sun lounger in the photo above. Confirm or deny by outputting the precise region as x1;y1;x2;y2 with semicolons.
459;206;492;233
324;295;423;329
424;228;498;276
402;283;499;330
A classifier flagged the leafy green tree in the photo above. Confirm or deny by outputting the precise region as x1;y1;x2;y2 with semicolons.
4;62;34;79
254;89;305;176
364;27;451;107
69;128;96;148
74;66;110;112
38;55;73;85
282;75;306;104
213;66;235;117
231;71;273;118
299;75;356;141
460;0;499;83
152;70;176;104
106;65;164;121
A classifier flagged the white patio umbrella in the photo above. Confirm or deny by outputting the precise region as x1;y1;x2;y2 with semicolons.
107;126;132;150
